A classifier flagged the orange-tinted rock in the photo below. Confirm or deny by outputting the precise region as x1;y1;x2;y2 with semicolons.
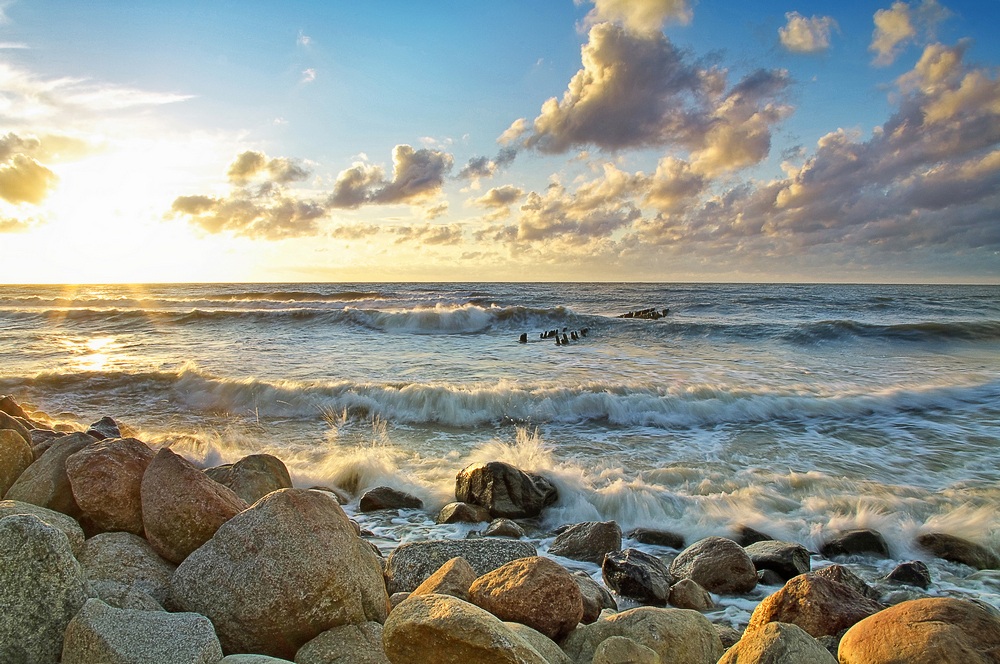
0;428;33;497
5;431;94;517
66;437;154;535
469;555;584;642
412;557;477;601
140;448;247;564
746;572;883;638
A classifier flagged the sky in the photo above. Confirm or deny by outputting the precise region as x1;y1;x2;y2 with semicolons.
0;0;998;284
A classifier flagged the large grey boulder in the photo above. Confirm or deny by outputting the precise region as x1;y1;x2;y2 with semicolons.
5;431;94;517
61;598;222;664
548;520;622;564
79;531;177;605
0;428;33;497
669;536;758;594
455;461;557;518
204;453;293;505
0;514;92;664
384;538;536;594
745;540;811;582
0;499;86;556
171;488;389;659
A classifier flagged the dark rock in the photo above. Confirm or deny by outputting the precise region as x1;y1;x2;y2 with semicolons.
745;540;811;582
736;525;774;546
885;560;932;589
819;529;890;559
86;416;123;440
384;538;536;594
669;536;758;594
813;564;882;603
758;569;786;586
573;571;617;623
455;461;557;519
436;501;490;524
549;520;622;564
916;532;1000;570
359;486;423;512
602;548;672;605
483;518;525;538
628;527;685;549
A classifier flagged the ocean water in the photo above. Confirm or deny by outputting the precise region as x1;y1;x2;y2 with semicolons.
2;282;999;626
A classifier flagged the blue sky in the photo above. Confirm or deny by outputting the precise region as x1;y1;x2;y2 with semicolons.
0;0;998;282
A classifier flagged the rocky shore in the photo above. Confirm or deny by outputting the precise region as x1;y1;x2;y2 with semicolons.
2;394;999;663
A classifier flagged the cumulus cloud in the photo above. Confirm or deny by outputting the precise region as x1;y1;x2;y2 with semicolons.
328;144;453;208
0;215;38;233
457;148;517;181
0;152;57;204
581;0;693;32
779;12;838;53
505;23;789;176
870;0;951;66
393;223;464;245
226;151;310;185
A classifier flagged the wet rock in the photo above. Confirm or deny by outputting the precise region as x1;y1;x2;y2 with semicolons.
204;453;293;505
61;598;222;664
669;536;758;594
593;636;660;664
359;485;424;512
382;593;547;664
66;436;154;536
0;428;33;497
758;569;786;586
720;621;838;664
86;416;123;440
916;532;1000;570
455;461;557;519
884;560;931;589
469;556;584;641
5;431;94;517
628;527;685;549
171;488;388;659
562;606;723;664
437;501;491;524
0;394;29;419
140;447;248;564
411;557;477;602
715;624;744;650
504;623;572;664
813;564;882;603
0;514;92;664
602;548;673;605
746;572;884;638
384;538;536;594
736;525;775;546
745;540;811;582
0;498;86;556
549;520;622;564
838;597;1000;664
295;622;389;664
79;531;176;606
820;529;890;560
574;571;618;623
484;517;526;538
668;578;714;611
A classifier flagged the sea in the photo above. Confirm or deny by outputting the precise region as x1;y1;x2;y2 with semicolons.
1;282;999;627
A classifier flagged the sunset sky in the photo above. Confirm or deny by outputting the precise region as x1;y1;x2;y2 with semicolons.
1;0;998;283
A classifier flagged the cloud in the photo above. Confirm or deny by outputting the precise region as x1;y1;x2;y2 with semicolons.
301;68;317;84
474;185;524;209
423;202;449;220
0;215;38;233
0;153;57;204
392;223;464;246
779;12;838;53
581;0;693;33
870;0;951;66
226;151;309;184
505;23;790;176
457;148;517;181
328;144;453;208
297;30;312;47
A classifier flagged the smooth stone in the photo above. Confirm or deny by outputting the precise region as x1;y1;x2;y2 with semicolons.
602;548;673;605
79;531;177;606
0;428;33;497
758;569;786;586
437;501;491;524
593;636;661;664
384;538;536;594
735;525;775;546
411;557;477;601
62;598;222;664
745;540;811;582
884;560;932;588
468;556;584;642
455;461;557;519
813;564;882;603
359;485;424;512
0;498;86;556
294;622;389;664
916;532;1000;570
549;520;622;564
205;453;293;505
669;536;758;594
628;527;685;549
85;416;123;440
820;529;890;560
0;514;92;664
505;623;573;664
668;578;714;611
574;571;618;624
223;657;295;664
5;431;94;517
65;436;154;535
170;488;388;659
0;409;33;447
719;621;838;664
484;517;526;538
746;572;884;638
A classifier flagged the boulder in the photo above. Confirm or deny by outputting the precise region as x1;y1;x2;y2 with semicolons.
0;409;33;446
4;431;94;517
437;501;491;524
715;624;744;650
455;461;557;519
79;531;177;605
484;518;526;538
170;488;388;659
669;536;758;594
746;572;883;638
89;580;164;611
813;564;882;602
838;597;1000;664
719;621;837;664
205;454;293;505
295;622;389;664
382;593;548;664
628;527;685;549
411;557;477;601
141;447;248;564
602;548;673;605
385;538;536;594
66;437;154;535
0;498;85;556
30;429;66;458
61;598;222;664
745;540;811;582
359;485;424;512
884;560;931;589
736;525;774;546
758;569;786;586
0;514;92;664
562;606;723;664
593;636;661;664
820;529;890;559
223;657;295;664
549;520;622;564
0;394;30;419
86;415;123;440
468;556;584;642
504;623;573;664
916;532;1000;570
668;578;714;611
0;428;33;497
574;572;618;624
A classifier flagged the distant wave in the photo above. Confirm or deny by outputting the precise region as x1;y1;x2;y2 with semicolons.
785;320;1000;344
208;290;385;302
7;367;998;430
